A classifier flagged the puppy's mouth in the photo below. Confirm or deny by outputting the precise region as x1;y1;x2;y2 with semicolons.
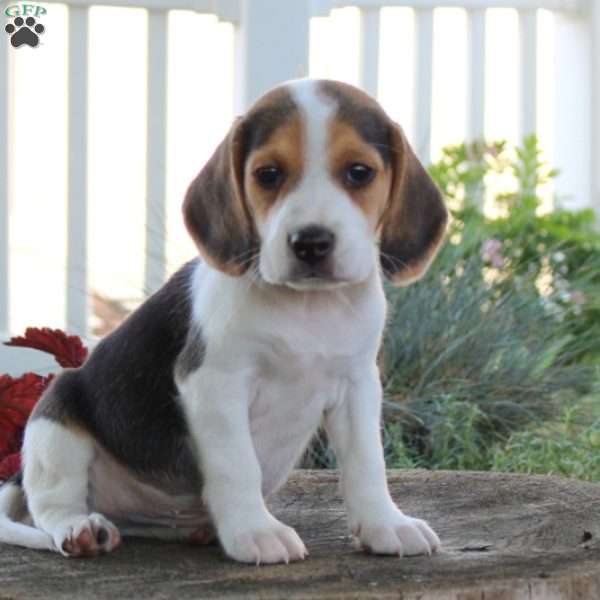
258;259;357;291
283;272;351;291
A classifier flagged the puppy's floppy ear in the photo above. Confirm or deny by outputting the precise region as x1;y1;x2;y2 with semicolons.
183;118;257;276
379;123;448;286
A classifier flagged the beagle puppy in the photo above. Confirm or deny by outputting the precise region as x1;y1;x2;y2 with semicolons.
0;79;447;564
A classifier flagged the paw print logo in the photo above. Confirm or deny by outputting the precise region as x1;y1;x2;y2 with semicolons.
5;16;45;48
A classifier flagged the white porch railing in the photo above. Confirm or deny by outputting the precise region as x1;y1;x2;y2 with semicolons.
1;0;599;374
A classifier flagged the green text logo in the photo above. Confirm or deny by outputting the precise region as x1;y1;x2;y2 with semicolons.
4;4;47;18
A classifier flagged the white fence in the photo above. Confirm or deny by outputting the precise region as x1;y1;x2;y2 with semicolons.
1;0;599;373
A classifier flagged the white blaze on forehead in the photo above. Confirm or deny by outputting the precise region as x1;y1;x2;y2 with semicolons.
285;80;337;188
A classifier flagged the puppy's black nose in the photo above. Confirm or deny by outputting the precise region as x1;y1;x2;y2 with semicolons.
288;225;335;265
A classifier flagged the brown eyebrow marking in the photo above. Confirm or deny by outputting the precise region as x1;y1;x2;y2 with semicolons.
239;86;300;158
318;80;394;165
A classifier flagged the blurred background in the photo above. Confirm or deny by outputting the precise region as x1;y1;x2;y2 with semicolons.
3;0;600;480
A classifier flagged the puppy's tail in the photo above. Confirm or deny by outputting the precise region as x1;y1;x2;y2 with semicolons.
0;474;54;550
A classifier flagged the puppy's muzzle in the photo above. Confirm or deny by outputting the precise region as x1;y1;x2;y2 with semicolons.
288;225;335;266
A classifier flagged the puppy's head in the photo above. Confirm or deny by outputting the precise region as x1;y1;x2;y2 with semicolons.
183;79;447;289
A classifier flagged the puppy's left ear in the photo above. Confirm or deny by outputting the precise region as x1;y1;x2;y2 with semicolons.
379;123;448;286
183;118;257;276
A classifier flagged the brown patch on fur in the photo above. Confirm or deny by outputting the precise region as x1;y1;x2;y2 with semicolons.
30;384;91;443
326;119;391;228
244;111;304;224
30;369;78;423
183;86;299;276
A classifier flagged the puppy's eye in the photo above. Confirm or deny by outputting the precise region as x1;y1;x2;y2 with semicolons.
254;166;284;190
345;163;375;188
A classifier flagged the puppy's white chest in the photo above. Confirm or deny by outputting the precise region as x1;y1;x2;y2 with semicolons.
249;361;346;496
245;302;376;495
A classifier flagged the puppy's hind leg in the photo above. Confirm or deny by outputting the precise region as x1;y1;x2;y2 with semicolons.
0;477;54;550
23;418;121;558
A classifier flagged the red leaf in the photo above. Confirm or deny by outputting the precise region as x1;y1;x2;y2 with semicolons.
0;329;67;481
0;452;21;481
0;373;52;458
4;328;88;368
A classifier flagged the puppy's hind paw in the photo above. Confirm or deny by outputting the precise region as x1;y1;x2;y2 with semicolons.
56;513;121;558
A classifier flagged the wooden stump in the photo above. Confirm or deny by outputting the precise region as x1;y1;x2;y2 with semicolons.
1;470;600;599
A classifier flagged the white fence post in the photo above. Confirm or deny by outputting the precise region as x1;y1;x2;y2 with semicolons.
466;8;486;206
467;8;486;143
67;6;89;336
413;8;434;163
234;0;311;113
358;6;380;98
0;34;9;336
519;9;537;138
591;0;600;214
554;8;591;210
144;9;168;295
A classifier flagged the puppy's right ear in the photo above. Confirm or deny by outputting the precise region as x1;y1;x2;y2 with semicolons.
183;119;257;276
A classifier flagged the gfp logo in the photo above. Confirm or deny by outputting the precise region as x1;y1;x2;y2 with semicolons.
4;4;46;48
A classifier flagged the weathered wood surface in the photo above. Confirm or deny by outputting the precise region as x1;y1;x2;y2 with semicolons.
1;470;600;599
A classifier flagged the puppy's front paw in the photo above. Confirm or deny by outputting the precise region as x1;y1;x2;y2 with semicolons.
220;513;307;565
354;510;440;557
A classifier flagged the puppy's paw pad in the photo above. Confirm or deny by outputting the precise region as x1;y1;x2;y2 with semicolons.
189;524;217;546
224;520;307;564
57;513;121;558
356;513;440;557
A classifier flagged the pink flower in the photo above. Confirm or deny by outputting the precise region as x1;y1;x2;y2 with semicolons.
481;238;504;269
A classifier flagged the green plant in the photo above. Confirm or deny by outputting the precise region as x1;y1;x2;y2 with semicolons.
430;136;600;365
491;400;600;481
381;249;594;471
382;135;600;472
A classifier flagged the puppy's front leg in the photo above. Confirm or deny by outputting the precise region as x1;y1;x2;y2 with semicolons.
179;367;307;564
325;365;440;557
